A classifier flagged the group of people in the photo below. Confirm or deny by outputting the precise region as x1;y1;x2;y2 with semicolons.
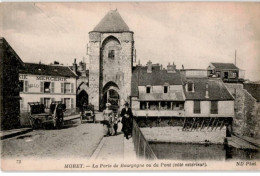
102;102;133;140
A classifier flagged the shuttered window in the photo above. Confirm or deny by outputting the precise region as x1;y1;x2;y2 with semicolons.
193;101;201;114
71;83;74;93
71;98;74;109
51;82;55;93
40;82;44;93
40;98;44;104
211;101;218;114
61;83;64;93
20;98;24;109
24;81;28;92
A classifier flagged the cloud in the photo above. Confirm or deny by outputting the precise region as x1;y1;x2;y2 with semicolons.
1;2;260;81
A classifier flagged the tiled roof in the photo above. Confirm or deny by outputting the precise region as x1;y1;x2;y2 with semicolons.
131;65;183;97
210;63;239;70
185;78;234;101
20;63;77;77
92;10;131;33
243;83;260;102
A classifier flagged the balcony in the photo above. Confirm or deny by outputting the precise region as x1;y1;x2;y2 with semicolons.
133;109;185;117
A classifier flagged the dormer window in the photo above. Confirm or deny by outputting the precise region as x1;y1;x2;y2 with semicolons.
146;86;151;94
187;82;194;92
108;50;115;59
164;86;168;93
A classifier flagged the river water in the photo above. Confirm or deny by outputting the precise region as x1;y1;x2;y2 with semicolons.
149;142;260;160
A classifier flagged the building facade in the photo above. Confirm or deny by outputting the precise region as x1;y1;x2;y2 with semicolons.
19;63;77;112
0;37;24;130
207;62;245;83
88;9;134;110
131;61;185;117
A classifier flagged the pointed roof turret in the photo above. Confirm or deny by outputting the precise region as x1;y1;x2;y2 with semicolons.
92;9;131;33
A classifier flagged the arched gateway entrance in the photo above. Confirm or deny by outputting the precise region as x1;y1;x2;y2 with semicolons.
101;82;120;111
77;90;89;107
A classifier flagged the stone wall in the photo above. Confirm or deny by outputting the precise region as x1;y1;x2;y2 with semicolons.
225;83;260;137
88;32;133;110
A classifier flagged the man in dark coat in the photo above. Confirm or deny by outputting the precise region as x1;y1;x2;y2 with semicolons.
120;102;133;140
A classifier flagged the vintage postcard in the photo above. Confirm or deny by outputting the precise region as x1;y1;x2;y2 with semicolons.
0;1;259;171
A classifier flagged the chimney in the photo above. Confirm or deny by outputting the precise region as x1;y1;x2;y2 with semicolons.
80;60;87;77
182;64;184;70
147;60;152;73
167;62;176;73
73;58;77;72
205;83;209;98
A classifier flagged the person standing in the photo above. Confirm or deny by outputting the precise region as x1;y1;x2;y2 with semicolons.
102;103;113;137
120;102;133;140
112;113;120;136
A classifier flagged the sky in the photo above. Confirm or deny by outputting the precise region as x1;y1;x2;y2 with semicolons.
1;2;260;81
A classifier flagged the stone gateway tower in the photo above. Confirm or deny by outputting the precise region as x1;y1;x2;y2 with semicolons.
88;10;134;110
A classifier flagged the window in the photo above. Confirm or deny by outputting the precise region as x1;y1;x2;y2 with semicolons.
232;72;237;78
44;82;51;93
146;86;151;94
44;98;51;108
64;98;70;109
108;50;115;59
64;83;71;94
71;98;74;109
188;82;193;92
51;82;55;93
164;86;168;93
19;81;24;92
20;98;24;109
224;72;229;79
211;101;218;114
193;101;201;114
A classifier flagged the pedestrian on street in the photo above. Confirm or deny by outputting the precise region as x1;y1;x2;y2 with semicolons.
120;102;133;140
102;103;113;137
112;113;120;136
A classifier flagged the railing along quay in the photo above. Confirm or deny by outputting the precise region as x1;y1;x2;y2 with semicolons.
132;119;157;160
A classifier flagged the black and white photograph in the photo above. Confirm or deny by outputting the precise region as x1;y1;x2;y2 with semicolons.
0;1;259;171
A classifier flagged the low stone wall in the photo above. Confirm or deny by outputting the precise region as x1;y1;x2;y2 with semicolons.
141;126;226;144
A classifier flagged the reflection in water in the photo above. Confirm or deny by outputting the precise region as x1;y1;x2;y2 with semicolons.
149;142;260;160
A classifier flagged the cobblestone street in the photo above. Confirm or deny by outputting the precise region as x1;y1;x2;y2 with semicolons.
1;118;104;159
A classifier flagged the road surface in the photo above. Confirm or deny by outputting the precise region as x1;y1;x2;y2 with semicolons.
1;118;104;159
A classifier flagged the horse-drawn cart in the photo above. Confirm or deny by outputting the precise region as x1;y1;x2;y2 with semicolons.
28;101;66;129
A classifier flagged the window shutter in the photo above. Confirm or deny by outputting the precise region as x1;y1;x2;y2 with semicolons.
193;101;201;114
71;98;74;109
20;98;24;109
71;83;74;93
40;82;44;93
24;81;28;92
40;98;44;104
51;82;55;93
211;101;218;114
61;83;64;94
